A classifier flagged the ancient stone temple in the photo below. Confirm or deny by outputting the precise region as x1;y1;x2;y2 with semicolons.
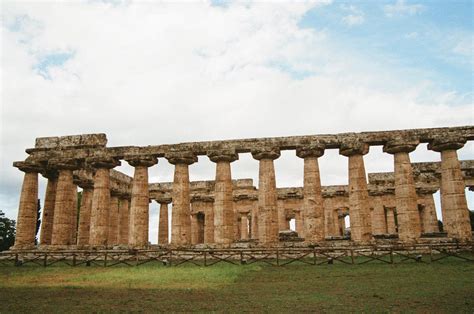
11;126;474;250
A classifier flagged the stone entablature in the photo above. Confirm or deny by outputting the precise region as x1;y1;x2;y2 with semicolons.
11;126;474;250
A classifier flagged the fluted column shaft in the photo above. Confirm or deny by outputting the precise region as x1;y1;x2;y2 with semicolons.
371;196;387;235
386;208;397;234
167;152;196;246
77;187;93;246
241;215;249;240
324;198;336;236
252;148;280;244
13;162;41;249
158;202;169;245
118;197;130;245
70;184;78;245
89;168;112;246
51;164;78;246
340;142;372;243
418;192;439;233
107;195;120;245
204;202;214;243
39;174;58;245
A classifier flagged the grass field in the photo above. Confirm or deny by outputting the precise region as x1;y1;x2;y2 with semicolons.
1;259;473;312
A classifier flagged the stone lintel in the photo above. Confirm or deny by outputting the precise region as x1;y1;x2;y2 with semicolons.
207;149;239;163
165;151;197;165
125;155;158;167
35;133;107;150
296;143;325;158
339;139;369;156
428;136;466;152
48;158;82;170
251;147;280;160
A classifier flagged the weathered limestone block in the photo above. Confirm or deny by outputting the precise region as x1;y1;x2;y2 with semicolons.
118;195;131;245
340;141;372;243
167;151;197;246
39;170;58;245
158;200;170;245
107;194;120;245
89;157;120;247
384;140;421;242
35;134;107;149
252;147;280;244
296;144;325;242
429;137;471;241
127;156;157;248
77;187;93;246
51;160;81;246
208;150;239;244
12;162;42;249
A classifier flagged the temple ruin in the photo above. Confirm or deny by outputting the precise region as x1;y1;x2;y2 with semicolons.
10;126;474;250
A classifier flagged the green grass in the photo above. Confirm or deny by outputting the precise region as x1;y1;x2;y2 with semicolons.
1;260;473;312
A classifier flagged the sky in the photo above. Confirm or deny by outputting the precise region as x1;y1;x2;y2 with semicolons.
1;0;473;243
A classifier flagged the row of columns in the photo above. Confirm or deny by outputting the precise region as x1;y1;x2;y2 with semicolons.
12;137;472;249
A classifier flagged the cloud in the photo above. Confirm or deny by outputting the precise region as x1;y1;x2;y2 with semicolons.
341;5;365;26
384;0;424;17
0;1;472;242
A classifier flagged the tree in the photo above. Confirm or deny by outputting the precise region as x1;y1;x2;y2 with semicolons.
0;210;16;251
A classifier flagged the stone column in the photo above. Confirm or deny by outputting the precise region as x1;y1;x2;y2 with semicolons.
118;195;131;246
12;161;42;249
333;210;341;236
277;200;287;231
417;188;439;233
203;200;215;244
323;196;336;237
70;183;79;245
208;150;239;244
241;214;249;240
252;147;280;244
89;157;120;247
77;184;93;247
370;193;388;235
107;193;120;246
340;140;372;243
39;169;58;245
166;152;197;246
295;211;304;236
384;140;421;242
386;208;397;234
126;156;157;248
251;201;259;240
296;144;325;242
51;160;80;246
429;137;471;241
157;199;170;245
190;214;199;245
338;215;345;236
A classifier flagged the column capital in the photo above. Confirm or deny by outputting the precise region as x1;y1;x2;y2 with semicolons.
125;155;158;167
416;186;438;195
41;167;59;180
155;197;172;204
165;151;197;165
296;144;324;158
73;177;94;189
251;147;280;160
383;139;419;154
428;136;466;152
49;158;83;171
207;149;239;163
87;156;121;169
339;140;369;157
13;161;43;173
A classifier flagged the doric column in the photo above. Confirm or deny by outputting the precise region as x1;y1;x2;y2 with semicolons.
70;183;78;245
323;196;336;236
339;140;372;243
118;194;131;246
428;137;471;241
51;160;81;246
277;200;287;231
126;156;158;248
383;139;421;242
370;192;388;235
89;157;120;247
39;169;58;245
333;210;341;235
338;214;345;236
12;161;42;249
386;208;397;234
166;151;197;246
107;192;120;246
157;199;170;245
208;150;239;244
295;211;304;236
77;181;93;247
204;200;215;244
417;187;439;233
296;144;325;242
240;214;249;240
252;147;280;244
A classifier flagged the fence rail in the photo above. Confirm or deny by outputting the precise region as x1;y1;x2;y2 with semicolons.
1;243;473;267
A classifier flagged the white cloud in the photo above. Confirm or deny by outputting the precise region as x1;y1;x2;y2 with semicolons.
0;1;472;242
384;0;424;17
340;4;365;26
